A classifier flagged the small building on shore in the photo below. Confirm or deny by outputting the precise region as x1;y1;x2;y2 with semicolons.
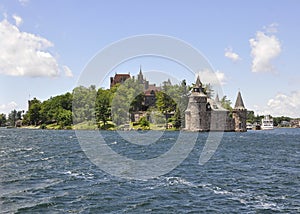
185;76;247;132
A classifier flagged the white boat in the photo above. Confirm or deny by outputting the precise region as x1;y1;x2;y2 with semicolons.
261;115;274;130
246;122;253;130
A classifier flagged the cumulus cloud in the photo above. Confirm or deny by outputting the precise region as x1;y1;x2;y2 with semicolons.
12;14;22;26
0;16;60;77
249;24;281;72
263;23;278;33
0;101;18;114
63;65;73;77
255;91;300;118
197;69;227;86
224;47;241;62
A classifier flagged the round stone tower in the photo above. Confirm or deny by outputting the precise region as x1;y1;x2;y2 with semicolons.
185;76;208;131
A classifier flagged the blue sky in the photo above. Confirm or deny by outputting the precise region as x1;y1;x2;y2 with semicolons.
0;0;299;117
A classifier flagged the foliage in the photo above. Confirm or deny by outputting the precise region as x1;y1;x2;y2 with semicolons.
111;78;144;126
220;96;232;111
273;116;291;126
138;116;150;128
72;85;96;124
155;91;176;114
246;111;262;124
95;88;112;128
8;109;23;127
0;113;7;126
172;107;181;129
27;98;42;125
203;83;214;98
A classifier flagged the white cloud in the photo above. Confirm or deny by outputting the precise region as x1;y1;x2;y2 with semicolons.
0;101;18;115
249;24;281;73
19;0;29;6
197;69;227;86
263;23;278;33
0;17;60;77
12;14;22;26
255;91;300;118
63;65;73;77
224;47;241;62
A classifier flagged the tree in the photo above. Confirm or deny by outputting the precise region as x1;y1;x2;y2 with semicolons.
111;78;144;126
203;83;214;98
39;93;73;125
138;116;149;128
156;91;176;115
156;91;177;128
0;113;6;126
8;109;23;127
220;96;232;111
95;88;111;128
172;107;181;129
178;80;189;128
72;85;97;124
29;103;42;125
57;108;72;128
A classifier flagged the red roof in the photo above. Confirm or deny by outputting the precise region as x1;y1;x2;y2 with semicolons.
110;73;131;87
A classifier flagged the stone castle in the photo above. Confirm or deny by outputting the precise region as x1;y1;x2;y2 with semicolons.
185;76;247;132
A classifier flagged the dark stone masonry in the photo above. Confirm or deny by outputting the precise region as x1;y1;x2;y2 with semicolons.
185;76;247;132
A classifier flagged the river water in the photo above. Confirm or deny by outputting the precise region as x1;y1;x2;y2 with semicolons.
0;128;299;213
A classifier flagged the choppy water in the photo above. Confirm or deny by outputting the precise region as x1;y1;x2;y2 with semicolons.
0;128;299;213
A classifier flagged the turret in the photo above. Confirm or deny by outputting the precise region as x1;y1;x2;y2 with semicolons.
137;65;144;84
232;91;247;132
185;75;209;131
215;94;220;103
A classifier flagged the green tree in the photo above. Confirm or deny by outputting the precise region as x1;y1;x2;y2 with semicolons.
8;109;23;127
111;78;144;126
220;96;232;111
57;108;72;128
39;93;73;125
155;91;176;128
273;116;291;126
0;113;7;126
29;102;42;126
138;116;149;128
72;85;97;124
247;110;257;123
172;107;181;129
203;83;214;98
95;88;111;129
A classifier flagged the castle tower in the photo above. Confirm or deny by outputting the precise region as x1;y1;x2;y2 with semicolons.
232;91;247;132
137;65;144;84
215;94;220;103
185;76;209;131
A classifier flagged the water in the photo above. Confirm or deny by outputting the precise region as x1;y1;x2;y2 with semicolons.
0;128;299;213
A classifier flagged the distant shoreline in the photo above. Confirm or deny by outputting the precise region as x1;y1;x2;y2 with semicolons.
1;125;299;131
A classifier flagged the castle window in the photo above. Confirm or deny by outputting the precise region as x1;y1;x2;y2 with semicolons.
193;88;200;92
206;103;211;111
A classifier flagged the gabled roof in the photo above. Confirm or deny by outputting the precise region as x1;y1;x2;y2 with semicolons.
234;91;245;109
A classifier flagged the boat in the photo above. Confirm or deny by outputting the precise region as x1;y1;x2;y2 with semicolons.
261;115;274;130
252;122;261;130
246;122;253;130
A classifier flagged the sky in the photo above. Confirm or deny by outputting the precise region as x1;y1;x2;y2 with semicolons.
0;0;300;118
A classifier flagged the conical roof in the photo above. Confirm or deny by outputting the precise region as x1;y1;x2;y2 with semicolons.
215;94;220;102
195;75;202;88
234;91;245;109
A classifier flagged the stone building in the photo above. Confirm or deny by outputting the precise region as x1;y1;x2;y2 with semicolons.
110;73;131;88
185;76;247;132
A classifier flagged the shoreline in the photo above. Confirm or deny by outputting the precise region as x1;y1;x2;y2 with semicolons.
2;125;299;131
